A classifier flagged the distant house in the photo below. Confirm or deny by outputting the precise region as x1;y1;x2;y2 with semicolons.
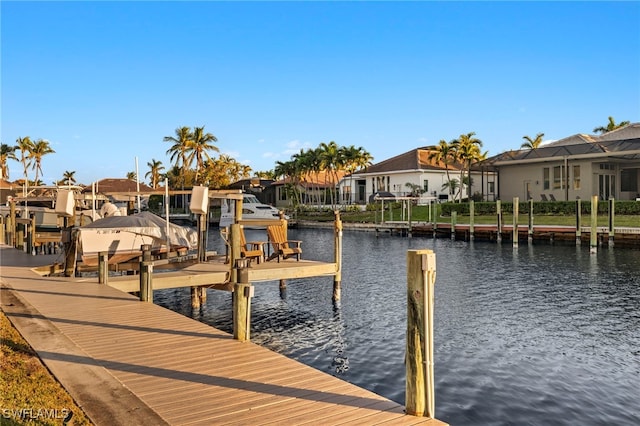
84;178;156;212
272;170;346;208
340;147;498;204
225;178;277;206
486;123;640;202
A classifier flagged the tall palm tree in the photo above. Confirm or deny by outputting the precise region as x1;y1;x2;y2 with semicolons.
164;126;193;188
451;132;483;202
521;132;545;149
28;139;55;185
428;140;455;196
145;159;165;189
126;171;137;181
15;136;33;190
61;170;76;186
0;143;18;179
188;126;219;184
341;145;373;204
319;141;343;206
593;117;630;134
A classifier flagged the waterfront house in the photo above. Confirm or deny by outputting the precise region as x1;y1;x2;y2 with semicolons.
272;170;346;208
486;123;640;201
339;147;498;204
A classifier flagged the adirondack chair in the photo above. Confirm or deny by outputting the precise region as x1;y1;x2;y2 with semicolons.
548;194;557;201
540;194;549;201
220;226;266;264
266;224;302;262
240;227;266;264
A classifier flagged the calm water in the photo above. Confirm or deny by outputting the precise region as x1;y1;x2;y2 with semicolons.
155;228;640;425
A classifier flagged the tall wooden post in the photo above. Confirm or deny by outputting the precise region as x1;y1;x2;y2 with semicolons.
608;197;615;247
9;200;16;247
98;252;108;284
26;213;36;255
512;197;519;247
0;215;4;245
140;244;153;302
63;226;77;277
450;211;456;240
590;195;598;254
469;200;475;241
496;200;502;243
198;213;207;262
333;210;343;302
233;264;253;342
406;249;436;418
575;198;582;246
229;223;242;284
528;198;534;244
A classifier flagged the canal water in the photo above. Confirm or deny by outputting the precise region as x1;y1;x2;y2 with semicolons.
155;228;640;425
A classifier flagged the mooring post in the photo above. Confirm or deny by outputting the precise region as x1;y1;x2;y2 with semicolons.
496;200;502;243
98;252;108;284
450;211;456;240
469;200;475;241
333;210;343;302
528;198;534;244
575;198;582;246
512;197;519;248
406;249;436;418
0;215;5;245
590;195;598;254
26;212;36;255
139;244;153;302
9;200;16;247
233;261;253;342
229;224;242;284
608;197;615;248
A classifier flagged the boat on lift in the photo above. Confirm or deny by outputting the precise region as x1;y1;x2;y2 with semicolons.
218;193;286;228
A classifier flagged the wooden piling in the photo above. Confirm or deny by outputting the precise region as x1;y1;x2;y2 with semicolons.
63;227;77;277
333;210;343;302
512;197;519;247
229;224;241;284
406;249;436;419
98;252;108;284
139;244;153;302
496;200;502;243
450;211;456;240
575;198;582;246
528;198;534;244
608;197;615;247
469;200;475;241
233;266;253;342
9;200;16;247
590;196;598;254
0;215;4;245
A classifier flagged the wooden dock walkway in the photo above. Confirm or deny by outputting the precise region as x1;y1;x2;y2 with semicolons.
1;245;446;426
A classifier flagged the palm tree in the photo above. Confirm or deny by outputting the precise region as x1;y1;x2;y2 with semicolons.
319;141;343;206
126;171;137;181
28;139;55;185
164;126;193;188
451;132;483;202
428;140;455;195
0;143;18;179
61;170;76;186
145;159;165;189
593;117;630;134
341;145;373;204
521;133;545;149
15;136;33;191
188;126;219;184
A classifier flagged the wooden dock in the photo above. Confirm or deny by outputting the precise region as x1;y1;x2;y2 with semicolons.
1;245;446;425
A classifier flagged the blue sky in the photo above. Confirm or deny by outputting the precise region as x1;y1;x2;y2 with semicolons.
2;1;639;186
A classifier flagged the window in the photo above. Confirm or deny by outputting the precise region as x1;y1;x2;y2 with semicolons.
488;181;495;193
553;165;564;189
599;163;615;171
543;168;550;190
573;165;581;190
423;180;429;192
621;169;638;192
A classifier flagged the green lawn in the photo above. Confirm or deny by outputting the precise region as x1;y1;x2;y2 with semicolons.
294;205;640;228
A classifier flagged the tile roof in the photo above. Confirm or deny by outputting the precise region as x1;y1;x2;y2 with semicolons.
363;147;463;174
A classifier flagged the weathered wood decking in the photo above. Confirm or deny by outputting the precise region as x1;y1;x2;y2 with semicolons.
1;245;446;425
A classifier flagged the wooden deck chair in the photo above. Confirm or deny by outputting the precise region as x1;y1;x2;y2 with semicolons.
240;227;266;264
540;194;548;201
548;194;557;201
266;224;302;262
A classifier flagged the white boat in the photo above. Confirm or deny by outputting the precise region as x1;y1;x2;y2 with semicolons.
77;211;198;266
218;193;286;228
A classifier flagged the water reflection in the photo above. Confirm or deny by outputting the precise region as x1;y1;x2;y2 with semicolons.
155;228;640;426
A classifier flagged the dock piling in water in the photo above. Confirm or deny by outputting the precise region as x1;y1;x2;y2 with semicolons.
333;210;343;302
512;197;519;248
406;249;436;418
590;196;598;254
233;263;252;342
